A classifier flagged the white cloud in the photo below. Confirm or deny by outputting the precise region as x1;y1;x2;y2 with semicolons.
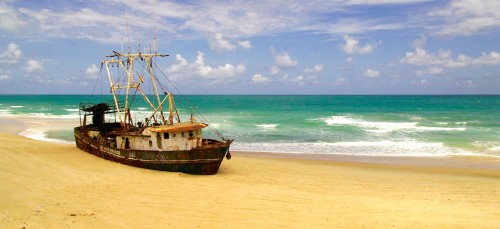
416;67;444;76
339;35;376;55
208;33;235;51
429;67;443;74
0;68;10;81
166;54;189;73
400;47;452;66
0;2;27;31
401;38;500;70
307;18;405;36
23;59;43;73
293;75;304;82
363;69;380;78
0;74;10;80
6;0;441;53
13;0;438;45
252;74;272;84
412;79;429;85
166;52;245;80
347;0;433;4
85;64;99;79
282;74;318;86
280;73;289;81
428;0;500;35
85;64;99;75
332;77;347;86
274;51;298;69
473;51;500;65
237;40;252;49
179;1;299;39
270;65;280;75
304;64;323;73
0;42;22;64
411;35;427;48
193;52;245;78
19;7;127;42
444;54;472;68
292;75;307;86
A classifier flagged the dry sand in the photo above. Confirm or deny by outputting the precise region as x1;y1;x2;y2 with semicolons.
1;132;499;228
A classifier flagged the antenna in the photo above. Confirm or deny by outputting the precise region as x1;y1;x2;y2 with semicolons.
121;36;124;53
126;9;130;54
154;25;157;54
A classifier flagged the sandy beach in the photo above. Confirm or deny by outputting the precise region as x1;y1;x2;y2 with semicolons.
1;131;499;228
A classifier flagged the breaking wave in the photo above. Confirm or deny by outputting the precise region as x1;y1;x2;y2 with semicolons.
318;115;466;133
233;141;481;157
255;124;279;129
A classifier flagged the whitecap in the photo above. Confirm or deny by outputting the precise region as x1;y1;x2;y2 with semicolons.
490;146;500;151
409;116;422;121
320;115;466;133
414;126;466;132
255;124;279;129
10;105;23;108
321;115;416;132
210;123;221;129
25;113;80;120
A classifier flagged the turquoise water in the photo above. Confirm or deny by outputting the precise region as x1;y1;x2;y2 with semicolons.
1;95;499;157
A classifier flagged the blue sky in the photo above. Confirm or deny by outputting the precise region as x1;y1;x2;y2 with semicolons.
0;0;499;94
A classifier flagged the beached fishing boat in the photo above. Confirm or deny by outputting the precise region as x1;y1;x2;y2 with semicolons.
74;48;232;175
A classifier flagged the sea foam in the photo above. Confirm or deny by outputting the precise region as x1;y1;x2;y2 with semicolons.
19;128;73;144
255;124;279;128
233;141;481;157
320;115;466;133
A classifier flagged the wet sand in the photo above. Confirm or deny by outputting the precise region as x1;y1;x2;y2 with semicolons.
1;132;499;228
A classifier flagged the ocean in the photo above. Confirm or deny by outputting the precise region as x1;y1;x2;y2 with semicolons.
1;95;499;158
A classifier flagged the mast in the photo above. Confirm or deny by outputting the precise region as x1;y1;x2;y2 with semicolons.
126;9;130;54
146;55;166;123
124;55;134;129
168;93;174;124
104;59;124;126
104;51;170;130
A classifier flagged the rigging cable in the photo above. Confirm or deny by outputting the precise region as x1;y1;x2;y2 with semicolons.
89;62;104;102
151;60;228;142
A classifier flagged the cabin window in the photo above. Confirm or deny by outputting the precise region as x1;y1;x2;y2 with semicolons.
189;131;194;137
164;132;169;139
149;140;152;147
173;133;176;138
182;132;185;137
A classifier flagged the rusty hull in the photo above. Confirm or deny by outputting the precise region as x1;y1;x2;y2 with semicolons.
74;126;231;175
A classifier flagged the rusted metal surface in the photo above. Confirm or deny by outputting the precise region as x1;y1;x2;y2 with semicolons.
75;126;231;175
